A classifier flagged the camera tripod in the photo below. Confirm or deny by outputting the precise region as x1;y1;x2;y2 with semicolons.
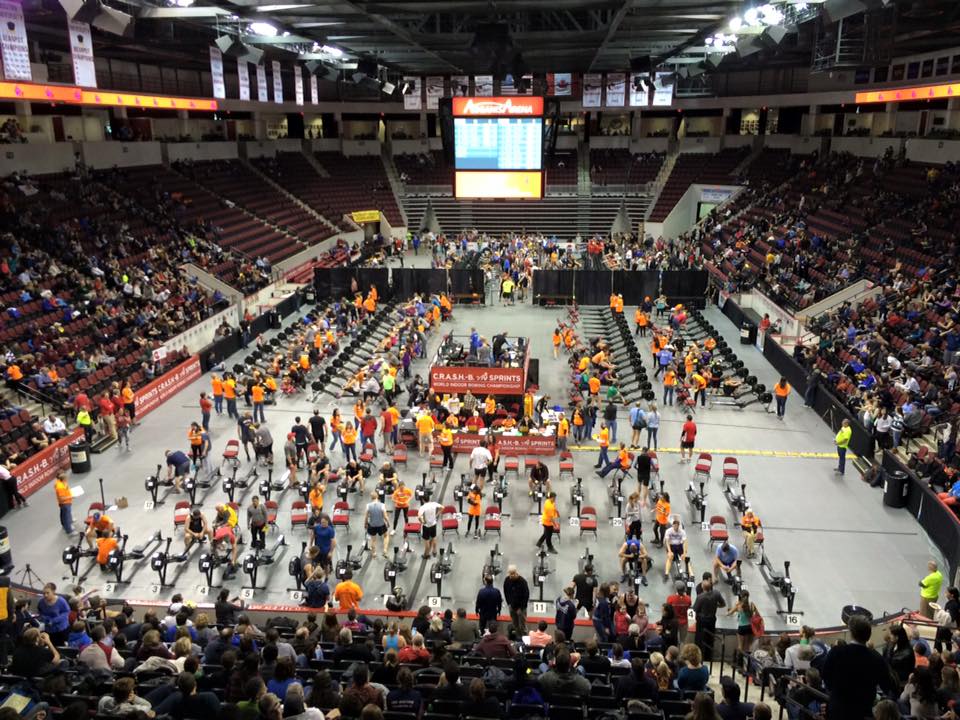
15;563;44;588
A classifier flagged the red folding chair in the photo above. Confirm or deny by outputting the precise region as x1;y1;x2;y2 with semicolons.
290;500;309;527
558;451;575;482
503;455;520;481
359;441;375;465
694;453;713;483
221;439;241;472
332;501;350;532
173;500;191;531
441;505;459;536
523;457;539;474
708;514;729;548
579;505;598;538
392;446;408;467
722;457;740;486
265;500;279;527
403;506;422;541
429;448;444;469
483;506;502;537
650;451;660;482
306;443;320;464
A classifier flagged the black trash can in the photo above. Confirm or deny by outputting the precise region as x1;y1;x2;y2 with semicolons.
740;322;758;345
69;440;91;473
883;469;910;508
841;605;873;626
0;526;11;571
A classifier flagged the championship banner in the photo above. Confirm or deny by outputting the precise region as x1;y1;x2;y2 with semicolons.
605;73;626;106
16;428;83;498
294;65;304;105
473;75;493;96
256;64;268;102
582;73;602;107
209;46;225;99
134;354;202;420
449;74;469;97
425;75;443;109
237;59;250;101
547;72;572;96
68;20;96;88
272;60;283;103
652;71;675;106
450;433;555;455
628;73;646;107
0;0;31;81
309;74;318;104
402;76;420;109
429;366;525;395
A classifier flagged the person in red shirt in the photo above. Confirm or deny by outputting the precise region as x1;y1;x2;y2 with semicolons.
667;581;692;642
360;410;378;457
97;393;117;440
74;391;91;413
199;392;213;431
379;407;394;452
680;414;697;463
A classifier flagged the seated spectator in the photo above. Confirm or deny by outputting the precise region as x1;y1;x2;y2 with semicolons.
472;622;517;659
339;663;384;716
42;414;67;440
432;662;470;703
10;628;61;676
538;649;590;701
467;678;502;719
98;677;153;717
615;656;659;703
677;644;710;692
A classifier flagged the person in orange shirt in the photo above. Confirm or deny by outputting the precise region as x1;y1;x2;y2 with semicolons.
588;375;601;397
594;423;610;469
5;364;23;385
563;328;575;351
609;293;618;310
263;375;278;403
653;492;671;546
572;407;585;443
552;329;562;359
251;381;266;423
439;293;452;320
353;400;365;424
740;509;762;557
557;415;570;452
614;295;624;314
578;355;590;373
329;409;343;453
341;421;358;463
466;484;483;539
85;511;115;549
308;480;326;513
635;309;649;337
188;422;204;465
391;478;413;530
299;353;310;371
223;375;238;419
439;426;454;469
663;367;678;406
55;471;73;534
592;349;610;370
363;295;376;314
690;372;708;408
774;378;791;419
333;570;363;610
121;381;136;424
536;491;559;554
483;395;497;428
416;412;435;456
96;531;119;569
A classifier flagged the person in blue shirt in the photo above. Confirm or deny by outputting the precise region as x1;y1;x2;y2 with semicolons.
619;536;649;586
713;541;739;583
165;449;192;493
37;583;71;646
304;569;330;609
310;514;337;577
655;346;673;379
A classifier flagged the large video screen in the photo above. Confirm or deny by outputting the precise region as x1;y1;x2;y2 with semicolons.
454;117;543;170
452;96;544;199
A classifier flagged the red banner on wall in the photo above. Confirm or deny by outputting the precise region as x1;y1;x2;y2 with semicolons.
429;366;525;395
16;427;84;498
450;432;555;455
135;355;202;420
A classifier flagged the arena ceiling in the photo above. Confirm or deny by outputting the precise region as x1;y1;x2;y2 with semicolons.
22;0;960;79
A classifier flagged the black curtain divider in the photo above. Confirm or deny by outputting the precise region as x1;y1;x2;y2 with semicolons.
575;271;614;305
532;270;575;300
530;270;708;307
612;271;658;305
392;268;418;300
413;268;449;295
883;451;960;580
449;269;485;302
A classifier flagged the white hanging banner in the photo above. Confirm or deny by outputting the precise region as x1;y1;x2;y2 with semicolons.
605;73;626;107
272;60;283;103
582;73;601;108
547;72;571;96
209;46;225;99
310;73;318;104
628;73;647;107
294;66;304;105
402;76;420;110
256;64;268;102
449;74;469;97
67;20;96;88
473;75;493;96
652;71;675;107
425;76;443;109
0;0;31;81
237;59;250;101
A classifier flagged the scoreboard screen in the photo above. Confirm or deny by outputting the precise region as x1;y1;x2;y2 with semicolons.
454;117;543;170
452;96;544;199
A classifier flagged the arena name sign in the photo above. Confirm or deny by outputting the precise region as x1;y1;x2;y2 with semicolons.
428;366;525;395
16;428;84;498
135;355;202;420
452;96;544;116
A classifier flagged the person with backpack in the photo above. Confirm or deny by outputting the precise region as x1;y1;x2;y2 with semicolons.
628;402;647;449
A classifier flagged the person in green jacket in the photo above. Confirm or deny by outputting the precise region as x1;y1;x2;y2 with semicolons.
919;560;944;618
835;419;852;475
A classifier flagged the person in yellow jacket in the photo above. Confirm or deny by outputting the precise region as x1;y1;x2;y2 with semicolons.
536;491;559;554
835;419;852;475
594;423;610;469
77;408;93;443
439;426;454;469
523;391;534;420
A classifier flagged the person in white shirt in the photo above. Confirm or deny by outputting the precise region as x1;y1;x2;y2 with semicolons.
43;414;67;440
663;518;688;580
78;625;124;671
783;626;817;670
470;442;493;488
417;500;443;559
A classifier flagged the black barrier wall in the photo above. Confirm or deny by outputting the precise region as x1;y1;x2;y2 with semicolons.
533;270;708;307
882;451;960;581
315;268;485;304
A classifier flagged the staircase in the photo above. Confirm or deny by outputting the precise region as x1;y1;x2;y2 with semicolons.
302;143;330;177
242;158;340;235
731;141;764;177
577;138;592;197
643;151;678;220
380;150;410;228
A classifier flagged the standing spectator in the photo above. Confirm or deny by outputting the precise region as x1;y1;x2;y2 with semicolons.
503;566;530;638
211;375;224;416
835;419;852;475
774;378;791;420
919;560;944;618
0;461;25;510
693;578;725;657
822;614;896;720
475;575;503;631
199;393;212;432
37;583;70;645
98;393;117;440
679;415;697;463
535;491;559;554
54;471;73;533
555;586;577;639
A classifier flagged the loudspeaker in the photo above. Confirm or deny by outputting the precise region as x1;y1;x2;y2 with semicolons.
705;53;726;70
60;0;133;36
686;63;706;78
823;0;867;22
736;36;762;57
215;35;245;57
759;25;789;47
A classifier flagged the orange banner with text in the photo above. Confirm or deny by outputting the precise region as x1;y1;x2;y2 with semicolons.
855;82;960;104
0;80;218;111
455;171;542;199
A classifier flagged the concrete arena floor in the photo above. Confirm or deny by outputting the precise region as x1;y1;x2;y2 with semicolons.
3;291;941;630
